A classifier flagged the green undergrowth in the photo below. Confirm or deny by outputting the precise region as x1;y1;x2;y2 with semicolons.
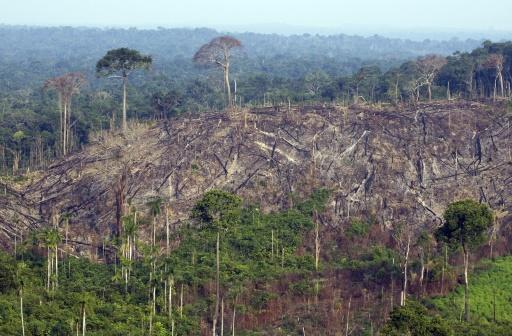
0;189;329;335
383;256;512;335
432;257;512;324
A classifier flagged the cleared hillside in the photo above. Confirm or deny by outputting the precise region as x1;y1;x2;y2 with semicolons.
1;100;511;251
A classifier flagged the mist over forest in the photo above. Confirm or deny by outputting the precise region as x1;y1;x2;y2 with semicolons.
0;25;484;90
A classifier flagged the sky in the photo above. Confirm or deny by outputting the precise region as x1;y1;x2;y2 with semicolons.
1;0;512;37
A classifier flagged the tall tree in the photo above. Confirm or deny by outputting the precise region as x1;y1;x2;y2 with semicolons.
147;197;163;247
96;48;152;132
416;55;447;101
16;262;28;336
435;199;493;321
193;36;242;107
484;53;505;99
44;73;86;156
38;228;61;291
391;222;412;306
120;210;138;291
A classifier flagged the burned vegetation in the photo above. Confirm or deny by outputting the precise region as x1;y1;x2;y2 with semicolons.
2;100;511;253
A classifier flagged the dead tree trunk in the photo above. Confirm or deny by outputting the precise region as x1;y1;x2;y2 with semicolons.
463;246;470;322
400;234;410;306
315;214;320;271
19;287;25;336
345;296;352;336
224;64;231;107
122;76;128;133
81;302;86;336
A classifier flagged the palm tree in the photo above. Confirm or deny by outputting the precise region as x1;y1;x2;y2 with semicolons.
39;228;61;291
147;197;163;247
120;210;138;291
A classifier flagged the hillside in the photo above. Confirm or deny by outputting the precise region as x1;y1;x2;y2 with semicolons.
1;100;512;335
2;1;512;334
2;100;511;251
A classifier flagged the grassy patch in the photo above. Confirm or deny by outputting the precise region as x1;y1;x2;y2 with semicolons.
432;257;512;323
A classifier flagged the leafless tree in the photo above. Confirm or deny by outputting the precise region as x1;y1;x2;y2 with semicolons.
44;73;86;156
305;71;329;97
193;36;242;107
391;222;412;306
416;55;447;101
484;53;505;99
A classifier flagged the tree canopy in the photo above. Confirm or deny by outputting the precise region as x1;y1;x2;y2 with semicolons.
436;199;494;251
96;48;152;77
192;189;242;230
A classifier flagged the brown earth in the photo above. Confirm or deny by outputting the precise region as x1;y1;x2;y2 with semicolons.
1;100;511;253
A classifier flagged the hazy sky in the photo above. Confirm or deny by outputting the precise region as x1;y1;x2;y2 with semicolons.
1;0;512;33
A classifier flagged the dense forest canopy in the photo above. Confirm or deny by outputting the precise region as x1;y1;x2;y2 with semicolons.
0;25;484;92
0;25;510;176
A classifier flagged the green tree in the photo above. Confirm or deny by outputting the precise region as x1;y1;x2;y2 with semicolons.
151;90;182;119
96;48;152;132
351;66;382;102
435;199;493;321
147;197;163;247
381;301;453;336
192;190;242;231
38;228;61;291
437;52;476;98
0;250;16;293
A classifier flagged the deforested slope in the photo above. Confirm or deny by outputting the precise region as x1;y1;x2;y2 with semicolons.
1;101;511;251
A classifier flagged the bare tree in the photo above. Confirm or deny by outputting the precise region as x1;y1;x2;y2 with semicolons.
484;53;505;99
16;262;27;336
193;36;242;107
314;210;320;271
305;71;329;97
416;55;447;101
80;298;87;336
44;73;86;156
391;222;412;306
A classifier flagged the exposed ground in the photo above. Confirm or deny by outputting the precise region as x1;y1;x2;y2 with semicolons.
1;100;512;252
